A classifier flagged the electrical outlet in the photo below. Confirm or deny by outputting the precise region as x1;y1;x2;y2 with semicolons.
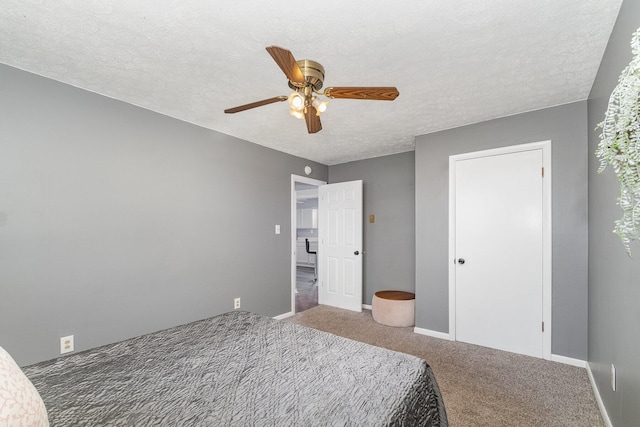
234;297;241;309
60;335;74;354
611;364;616;391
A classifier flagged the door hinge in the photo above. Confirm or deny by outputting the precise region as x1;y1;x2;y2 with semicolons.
542;321;545;332
541;167;545;178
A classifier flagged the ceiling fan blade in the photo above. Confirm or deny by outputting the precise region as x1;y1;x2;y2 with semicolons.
266;46;306;84
224;96;287;114
323;87;399;101
305;106;322;134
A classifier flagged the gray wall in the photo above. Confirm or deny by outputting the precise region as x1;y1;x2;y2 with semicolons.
0;64;328;366
329;152;415;304
587;1;640;424
415;101;589;359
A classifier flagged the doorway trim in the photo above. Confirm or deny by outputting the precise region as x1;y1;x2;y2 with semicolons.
448;140;552;360
291;174;326;314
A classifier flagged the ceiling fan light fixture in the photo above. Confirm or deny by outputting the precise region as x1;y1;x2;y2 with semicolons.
288;92;305;111
312;97;328;115
289;109;305;119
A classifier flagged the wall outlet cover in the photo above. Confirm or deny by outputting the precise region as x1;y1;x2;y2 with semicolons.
60;335;74;354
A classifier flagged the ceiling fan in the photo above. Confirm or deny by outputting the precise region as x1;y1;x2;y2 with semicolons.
224;46;399;134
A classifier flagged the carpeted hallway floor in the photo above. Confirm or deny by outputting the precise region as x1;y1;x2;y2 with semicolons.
285;305;603;427
296;266;318;312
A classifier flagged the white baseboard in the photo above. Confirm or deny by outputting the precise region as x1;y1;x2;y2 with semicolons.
362;304;372;310
413;327;453;341
550;354;587;368
273;311;294;320
587;363;613;427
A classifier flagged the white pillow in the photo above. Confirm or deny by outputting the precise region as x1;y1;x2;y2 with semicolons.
0;346;49;427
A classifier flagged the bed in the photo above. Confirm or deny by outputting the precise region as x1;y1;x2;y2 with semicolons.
20;311;447;426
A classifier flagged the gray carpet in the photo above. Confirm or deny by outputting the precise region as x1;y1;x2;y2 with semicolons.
285;305;603;427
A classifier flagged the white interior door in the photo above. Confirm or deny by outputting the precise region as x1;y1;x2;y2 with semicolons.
453;148;544;358
318;180;363;312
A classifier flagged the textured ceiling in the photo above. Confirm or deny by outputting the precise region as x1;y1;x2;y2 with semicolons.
0;1;622;165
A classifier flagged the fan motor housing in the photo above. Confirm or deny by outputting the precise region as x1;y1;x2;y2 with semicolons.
288;59;325;91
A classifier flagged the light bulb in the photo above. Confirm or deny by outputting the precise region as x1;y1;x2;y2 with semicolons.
289;109;304;119
312;97;328;115
288;92;305;110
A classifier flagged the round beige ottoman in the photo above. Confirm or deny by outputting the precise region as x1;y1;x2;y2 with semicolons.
372;290;415;327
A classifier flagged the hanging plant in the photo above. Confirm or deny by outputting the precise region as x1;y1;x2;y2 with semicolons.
596;27;640;257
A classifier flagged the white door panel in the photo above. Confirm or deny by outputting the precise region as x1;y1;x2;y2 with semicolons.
454;149;543;358
319;180;363;312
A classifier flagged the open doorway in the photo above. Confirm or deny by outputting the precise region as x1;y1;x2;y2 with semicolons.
291;175;325;313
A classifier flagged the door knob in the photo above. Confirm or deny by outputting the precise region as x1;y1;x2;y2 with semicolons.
354;251;360;256
457;258;465;265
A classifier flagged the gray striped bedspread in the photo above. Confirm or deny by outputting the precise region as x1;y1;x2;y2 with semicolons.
24;311;447;426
